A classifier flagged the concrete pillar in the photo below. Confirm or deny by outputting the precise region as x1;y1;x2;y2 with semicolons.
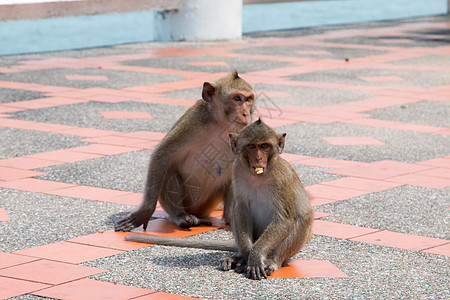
154;0;242;41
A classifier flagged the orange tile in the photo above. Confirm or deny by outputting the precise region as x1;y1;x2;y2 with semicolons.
129;139;160;150
0;178;77;193
85;94;129;103
0;106;24;113
370;160;432;173
315;110;370;121
434;128;450;136
100;111;154;119
322;136;385;146
359;76;404;82
80;135;147;147
313;211;331;219
306;184;368;201
14;241;124;264
310;197;339;207
270;260;348;278
60;127;116;137
415;168;450;179
328;160;430;180
312;220;381;239
0;166;46;181
135;291;197;299
33;278;154;300
291;114;336;124
300;157;367;169
0;156;61;169
114;131;166;141
51;185;131;201
131;218;217;237
344;118;443;134
0;208;10;221
0;259;107;285
0;252;39;269
0;276;50;299
386;174;450;189
296;50;331;55
68;230;149;251
257;91;292;99
65;75;109;81
0;118;76;133
66;144;141;156
189;61;228;66
321;177;403;192
27;150;104;163
349;230;448;252
421;242;450;256
1;98;61;110
106;192;143;206
279;153;313;164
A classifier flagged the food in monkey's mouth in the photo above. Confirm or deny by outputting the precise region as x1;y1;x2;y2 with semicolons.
255;167;264;175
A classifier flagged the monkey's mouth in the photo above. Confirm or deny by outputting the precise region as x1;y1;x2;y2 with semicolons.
234;120;249;128
253;166;265;175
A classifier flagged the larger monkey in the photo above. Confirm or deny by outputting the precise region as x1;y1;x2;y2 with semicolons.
115;71;255;231
126;120;313;280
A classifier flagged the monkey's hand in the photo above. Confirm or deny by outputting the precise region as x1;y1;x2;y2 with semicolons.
246;255;268;280
115;210;151;232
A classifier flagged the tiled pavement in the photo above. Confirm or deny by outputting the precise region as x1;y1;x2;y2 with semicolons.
0;16;449;299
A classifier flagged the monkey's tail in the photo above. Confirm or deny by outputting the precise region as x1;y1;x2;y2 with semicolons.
125;234;237;252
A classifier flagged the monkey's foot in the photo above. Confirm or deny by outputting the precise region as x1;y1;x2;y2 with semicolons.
170;214;212;228
219;255;245;271
115;211;150;232
264;260;279;276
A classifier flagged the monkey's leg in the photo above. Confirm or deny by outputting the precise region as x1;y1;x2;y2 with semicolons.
265;217;312;276
221;185;233;225
160;173;204;228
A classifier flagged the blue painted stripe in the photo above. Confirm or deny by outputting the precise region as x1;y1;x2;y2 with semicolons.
243;0;447;33
0;10;155;56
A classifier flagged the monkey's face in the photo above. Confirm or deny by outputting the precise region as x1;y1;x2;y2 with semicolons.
224;91;255;129
229;119;287;176
244;141;273;175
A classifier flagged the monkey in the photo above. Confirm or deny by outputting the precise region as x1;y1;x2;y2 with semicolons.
125;119;313;280
221;119;313;279
115;71;256;231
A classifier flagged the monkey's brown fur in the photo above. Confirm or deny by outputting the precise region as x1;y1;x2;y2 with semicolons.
115;71;255;231
126;120;313;280
223;119;313;279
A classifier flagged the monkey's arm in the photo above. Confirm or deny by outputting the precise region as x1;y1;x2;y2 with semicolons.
252;218;294;258
125;234;237;252
246;217;295;280
232;205;253;260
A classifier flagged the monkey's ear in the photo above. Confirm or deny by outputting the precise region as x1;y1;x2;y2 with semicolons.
202;82;217;103
229;133;239;155
277;133;287;154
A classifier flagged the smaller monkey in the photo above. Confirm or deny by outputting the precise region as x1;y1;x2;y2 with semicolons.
221;119;313;280
126;120;313;280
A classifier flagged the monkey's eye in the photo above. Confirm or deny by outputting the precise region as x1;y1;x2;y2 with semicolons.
246;97;253;102
233;95;242;102
260;143;270;149
247;144;256;149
